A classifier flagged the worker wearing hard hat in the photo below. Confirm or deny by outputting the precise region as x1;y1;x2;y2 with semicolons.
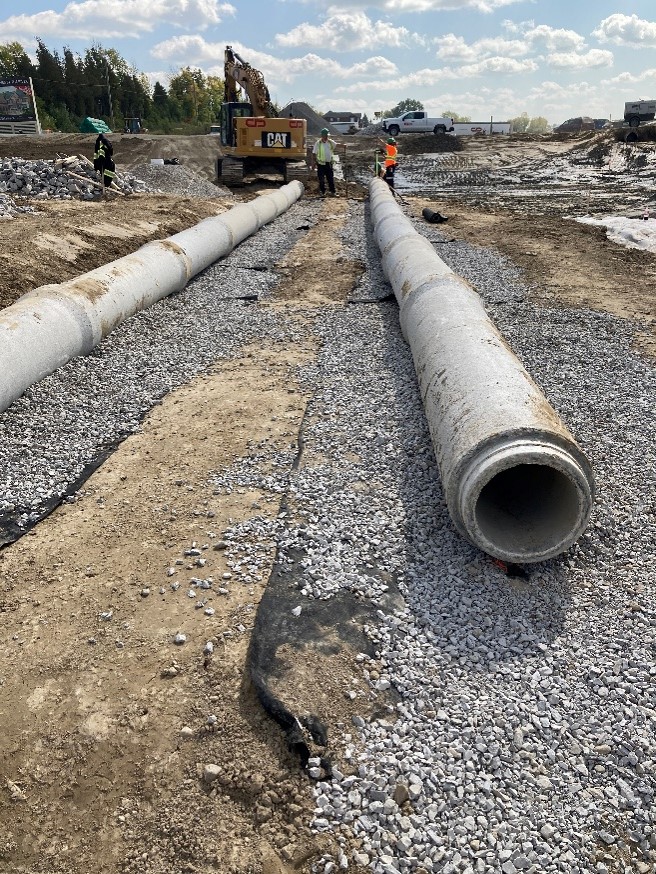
311;128;340;197
378;136;398;189
93;133;117;190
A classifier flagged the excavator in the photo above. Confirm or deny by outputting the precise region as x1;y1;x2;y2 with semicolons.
218;46;308;185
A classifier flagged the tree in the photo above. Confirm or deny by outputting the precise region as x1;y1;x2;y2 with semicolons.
35;39;65;108
0;41;34;78
510;112;530;133
526;115;549;134
169;68;208;122
205;74;224;120
62;48;86;117
443;109;471;122
386;98;424;118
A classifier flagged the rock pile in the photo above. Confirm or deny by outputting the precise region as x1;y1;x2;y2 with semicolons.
0;154;147;218
129;162;228;198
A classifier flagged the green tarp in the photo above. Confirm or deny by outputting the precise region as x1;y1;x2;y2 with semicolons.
79;117;112;134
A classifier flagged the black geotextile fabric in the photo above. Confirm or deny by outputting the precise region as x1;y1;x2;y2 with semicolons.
246;548;402;768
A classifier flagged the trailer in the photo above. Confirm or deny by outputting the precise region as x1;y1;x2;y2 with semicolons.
624;101;656;128
448;122;512;136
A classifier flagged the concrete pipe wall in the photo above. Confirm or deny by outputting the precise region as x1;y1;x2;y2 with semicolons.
0;181;304;415
368;178;594;563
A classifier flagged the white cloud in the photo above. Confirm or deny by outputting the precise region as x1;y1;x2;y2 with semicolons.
601;69;656;86
592;14;656;47
349;56;399;76
275;12;416;51
151;37;397;86
547;49;614;70
344;0;527;13
0;0;235;42
524;25;586;52
459;56;539;76
434;34;528;60
430;24;586;65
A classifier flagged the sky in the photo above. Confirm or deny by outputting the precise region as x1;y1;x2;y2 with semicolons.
2;1;656;125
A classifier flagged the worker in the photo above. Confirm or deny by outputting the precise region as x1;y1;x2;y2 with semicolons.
93;133;117;191
312;128;340;197
378;136;398;189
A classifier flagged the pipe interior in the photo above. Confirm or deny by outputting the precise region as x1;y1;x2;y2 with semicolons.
474;463;582;557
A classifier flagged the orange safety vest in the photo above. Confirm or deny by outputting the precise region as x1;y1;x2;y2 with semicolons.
384;144;398;168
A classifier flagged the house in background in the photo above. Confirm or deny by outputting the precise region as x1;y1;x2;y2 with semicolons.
323;110;362;134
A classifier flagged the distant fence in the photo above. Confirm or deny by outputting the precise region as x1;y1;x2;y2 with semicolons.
0;120;42;136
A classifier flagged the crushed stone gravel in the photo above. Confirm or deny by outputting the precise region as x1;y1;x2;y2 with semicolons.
0;180;653;873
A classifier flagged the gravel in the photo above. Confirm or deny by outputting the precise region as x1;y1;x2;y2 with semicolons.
129;161;229;197
0;168;654;872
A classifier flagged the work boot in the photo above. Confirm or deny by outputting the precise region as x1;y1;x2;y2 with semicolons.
330;191;339;197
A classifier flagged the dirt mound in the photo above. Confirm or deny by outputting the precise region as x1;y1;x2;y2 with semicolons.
393;133;464;155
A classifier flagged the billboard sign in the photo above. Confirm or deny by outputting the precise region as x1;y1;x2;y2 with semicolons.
0;79;37;123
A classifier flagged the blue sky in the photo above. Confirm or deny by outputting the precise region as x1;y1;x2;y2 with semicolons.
2;1;656;124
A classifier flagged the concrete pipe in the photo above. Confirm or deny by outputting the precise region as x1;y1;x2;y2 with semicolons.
0;181;304;415
368;178;594;563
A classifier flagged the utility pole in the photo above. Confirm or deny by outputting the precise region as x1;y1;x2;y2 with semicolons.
105;61;115;130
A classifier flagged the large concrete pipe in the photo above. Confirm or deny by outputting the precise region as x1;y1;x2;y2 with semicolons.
0;181;304;415
369;178;594;563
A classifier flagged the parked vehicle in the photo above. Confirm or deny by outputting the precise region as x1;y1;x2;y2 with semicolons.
624;101;656;128
447;122;512;136
553;117;595;133
382;111;454;136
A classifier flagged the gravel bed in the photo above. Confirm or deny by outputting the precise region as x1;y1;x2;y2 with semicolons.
294;207;654;873
129;162;229;197
0;191;654;873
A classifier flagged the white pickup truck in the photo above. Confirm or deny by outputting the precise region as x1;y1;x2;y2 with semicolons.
624;100;656;128
382;111;455;136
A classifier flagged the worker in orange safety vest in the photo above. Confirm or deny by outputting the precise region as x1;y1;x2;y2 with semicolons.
378;136;398;189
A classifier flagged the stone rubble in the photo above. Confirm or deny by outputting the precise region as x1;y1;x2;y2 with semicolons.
0;153;150;217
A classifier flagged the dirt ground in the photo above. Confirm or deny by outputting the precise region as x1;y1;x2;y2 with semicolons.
0;131;654;873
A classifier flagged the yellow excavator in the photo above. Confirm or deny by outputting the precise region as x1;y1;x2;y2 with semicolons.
218;46;308;185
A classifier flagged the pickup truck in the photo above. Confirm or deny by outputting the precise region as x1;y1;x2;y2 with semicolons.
624;100;656;128
382;111;455;136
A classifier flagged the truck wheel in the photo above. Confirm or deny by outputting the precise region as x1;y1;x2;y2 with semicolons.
628;116;641;129
388;125;400;137
434;125;446;135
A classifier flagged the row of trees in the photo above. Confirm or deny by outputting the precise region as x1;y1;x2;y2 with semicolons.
380;99;549;133
0;40;226;133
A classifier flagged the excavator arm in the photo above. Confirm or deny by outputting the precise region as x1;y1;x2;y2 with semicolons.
224;46;276;118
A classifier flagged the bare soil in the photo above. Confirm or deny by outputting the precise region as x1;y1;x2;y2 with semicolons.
0;131;654;873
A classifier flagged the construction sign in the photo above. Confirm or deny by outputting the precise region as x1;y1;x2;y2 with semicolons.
0;78;42;135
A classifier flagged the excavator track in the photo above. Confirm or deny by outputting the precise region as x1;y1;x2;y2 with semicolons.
220;156;245;186
284;161;310;184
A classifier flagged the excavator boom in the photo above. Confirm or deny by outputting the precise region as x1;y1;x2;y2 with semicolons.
224;46;275;118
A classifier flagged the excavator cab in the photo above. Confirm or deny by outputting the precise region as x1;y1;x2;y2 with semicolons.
220;101;253;148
